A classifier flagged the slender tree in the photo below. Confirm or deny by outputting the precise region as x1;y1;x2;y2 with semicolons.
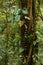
19;0;37;65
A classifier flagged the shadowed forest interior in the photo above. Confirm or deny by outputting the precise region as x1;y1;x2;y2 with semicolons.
0;0;43;65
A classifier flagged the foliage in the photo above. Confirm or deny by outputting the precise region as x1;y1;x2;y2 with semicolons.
0;0;43;65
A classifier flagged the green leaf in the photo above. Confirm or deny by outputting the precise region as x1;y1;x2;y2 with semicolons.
19;48;24;53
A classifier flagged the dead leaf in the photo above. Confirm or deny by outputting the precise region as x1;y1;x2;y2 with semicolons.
18;20;24;27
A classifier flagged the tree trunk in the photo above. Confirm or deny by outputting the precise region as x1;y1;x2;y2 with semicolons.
19;0;37;65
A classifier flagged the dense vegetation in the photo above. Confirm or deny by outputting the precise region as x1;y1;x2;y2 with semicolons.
0;0;43;65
